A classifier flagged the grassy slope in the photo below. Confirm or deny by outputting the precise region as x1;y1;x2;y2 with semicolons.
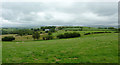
0;41;2;64
2;33;118;63
0;31;114;41
53;30;115;36
63;27;110;31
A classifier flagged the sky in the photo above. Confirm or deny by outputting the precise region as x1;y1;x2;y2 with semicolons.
1;0;119;2
0;0;118;27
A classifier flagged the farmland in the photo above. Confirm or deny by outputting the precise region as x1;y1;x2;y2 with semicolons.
0;30;116;41
0;41;1;64
1;26;119;63
2;33;118;63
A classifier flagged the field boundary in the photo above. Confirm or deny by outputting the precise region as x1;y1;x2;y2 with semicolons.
1;63;119;65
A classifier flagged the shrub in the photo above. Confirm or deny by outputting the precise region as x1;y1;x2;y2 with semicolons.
57;32;81;39
45;31;49;33
32;32;40;40
104;32;112;33
57;34;65;39
40;32;42;34
84;31;112;35
2;36;15;41
72;32;81;37
114;31;119;33
43;35;53;40
84;33;91;35
48;32;52;35
92;32;111;34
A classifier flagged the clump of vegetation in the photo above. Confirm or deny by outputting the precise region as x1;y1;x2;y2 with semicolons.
84;31;112;35
114;28;120;33
2;36;15;41
48;31;52;35
45;31;49;33
93;31;112;34
17;29;33;36
40;32;43;34
43;35;53;40
32;32;40;40
41;26;56;32
114;31;119;33
57;32;81;39
31;28;41;31
84;33;91;35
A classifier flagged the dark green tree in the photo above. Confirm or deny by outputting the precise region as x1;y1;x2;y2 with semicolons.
108;27;115;29
32;32;40;40
2;36;15;41
48;31;52;35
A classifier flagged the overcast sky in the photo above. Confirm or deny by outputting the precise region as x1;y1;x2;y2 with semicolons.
0;1;118;27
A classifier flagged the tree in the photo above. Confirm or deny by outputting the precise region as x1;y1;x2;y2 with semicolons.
32;32;40;40
18;31;24;36
48;31;52;35
57;32;81;39
41;26;56;32
17;29;28;36
2;36;15;41
43;35;53;40
108;27;115;29
31;28;34;30
118;28;120;31
50;28;55;32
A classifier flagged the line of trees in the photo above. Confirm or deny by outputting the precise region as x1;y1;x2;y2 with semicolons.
84;31;112;35
43;35;53;40
2;29;33;35
41;26;56;32
57;26;83;30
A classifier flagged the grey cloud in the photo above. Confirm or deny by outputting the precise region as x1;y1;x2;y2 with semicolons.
1;2;118;27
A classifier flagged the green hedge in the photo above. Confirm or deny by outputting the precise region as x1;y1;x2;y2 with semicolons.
57;32;81;39
2;36;15;41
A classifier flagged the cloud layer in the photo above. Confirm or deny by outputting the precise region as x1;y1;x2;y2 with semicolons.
1;2;118;27
2;0;118;2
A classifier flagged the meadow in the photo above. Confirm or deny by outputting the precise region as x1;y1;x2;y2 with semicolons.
2;33;118;63
0;30;115;41
1;26;119;63
0;41;1;64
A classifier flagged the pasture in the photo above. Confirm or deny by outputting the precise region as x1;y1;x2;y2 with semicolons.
0;41;1;64
2;33;118;63
0;30;115;41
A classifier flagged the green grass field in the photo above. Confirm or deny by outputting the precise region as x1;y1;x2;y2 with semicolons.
0;41;2;64
2;33;118;63
1;30;114;41
62;27;111;31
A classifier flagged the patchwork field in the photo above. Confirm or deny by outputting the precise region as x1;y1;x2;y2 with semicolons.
0;30;115;41
2;33;118;63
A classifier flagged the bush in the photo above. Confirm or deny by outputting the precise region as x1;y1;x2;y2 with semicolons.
57;32;81;39
84;31;112;35
84;33;91;35
93;32;111;34
48;32;52;35
32;32;40;40
2;36;15;41
43;35;53;40
57;34;65;39
40;32;42;34
72;32;81;37
114;31;119;33
104;31;112;33
45;31;49;33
